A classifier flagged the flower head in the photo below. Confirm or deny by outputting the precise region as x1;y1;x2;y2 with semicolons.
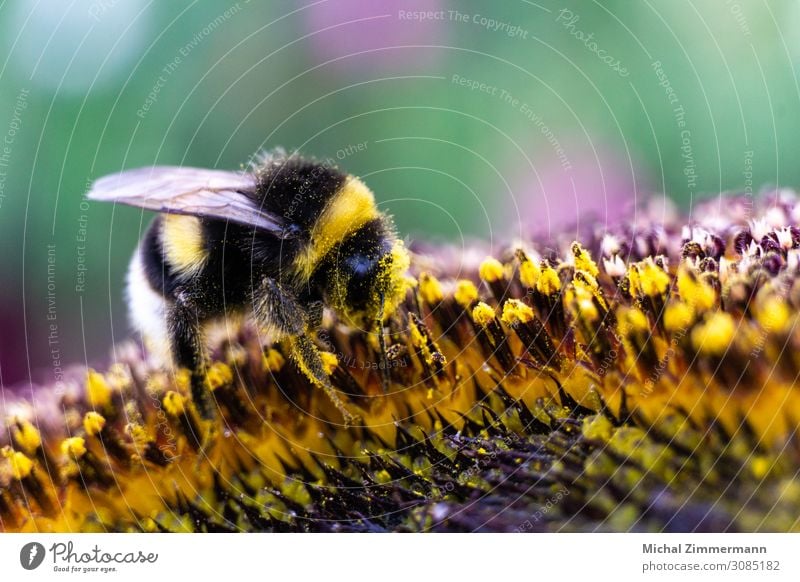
2;192;800;532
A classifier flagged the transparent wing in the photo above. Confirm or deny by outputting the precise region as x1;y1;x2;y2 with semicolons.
87;166;289;236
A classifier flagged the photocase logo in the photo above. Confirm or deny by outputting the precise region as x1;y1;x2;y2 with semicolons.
20;542;46;570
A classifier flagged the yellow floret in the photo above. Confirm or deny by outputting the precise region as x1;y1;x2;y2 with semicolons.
3;449;33;480
518;257;540;288
163;391;186;416
86;369;112;409
12;418;41;454
263;349;286;372
575;295;599;323
691;312;736;356
472;302;497;327
454;280;479;308
571;242;599;278
756;296;791;334
61;437;87;459
83;412;107;437
501;299;534;325
663;301;694;333
582;414;614;441
479;257;504;283
205;362;234;391
636;259;671;297
418;272;444;304
619;306;649;334
677;266;716;311
320;351;339;375
537;263;561;296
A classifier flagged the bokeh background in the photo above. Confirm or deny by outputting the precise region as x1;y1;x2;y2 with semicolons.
0;0;797;389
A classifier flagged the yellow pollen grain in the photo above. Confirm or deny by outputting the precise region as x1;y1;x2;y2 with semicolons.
472;302;496;327
61;437;87;459
571;242;599;278
418;272;444;305
12;418;41;454
263;349;286;373
501;299;534;326
86;369;112;409
691;312;736;356
454;280;479;308
205;362;234;391
319;351;339;375
163;391;186;416
537;263;561;296
83;412;107;437
479;257;504;283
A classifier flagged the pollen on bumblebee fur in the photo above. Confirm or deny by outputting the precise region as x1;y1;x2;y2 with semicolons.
2;192;800;532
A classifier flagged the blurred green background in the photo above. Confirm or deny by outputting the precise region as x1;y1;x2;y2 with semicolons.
1;0;798;387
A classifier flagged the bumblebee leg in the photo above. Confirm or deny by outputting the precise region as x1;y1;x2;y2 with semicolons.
253;278;357;425
168;289;216;421
285;334;358;427
305;300;324;330
253;277;305;336
376;292;390;393
376;323;390;394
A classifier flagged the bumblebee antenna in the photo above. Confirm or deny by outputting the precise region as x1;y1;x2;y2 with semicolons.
376;292;390;394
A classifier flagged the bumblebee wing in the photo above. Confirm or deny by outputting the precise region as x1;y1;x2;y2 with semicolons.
87;166;289;236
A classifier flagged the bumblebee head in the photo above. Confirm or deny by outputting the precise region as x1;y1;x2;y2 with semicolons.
322;224;411;331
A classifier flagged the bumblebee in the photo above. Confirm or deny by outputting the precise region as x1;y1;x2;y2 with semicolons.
87;151;411;425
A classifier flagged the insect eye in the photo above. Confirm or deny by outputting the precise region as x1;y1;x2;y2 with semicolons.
343;254;378;304
349;256;374;278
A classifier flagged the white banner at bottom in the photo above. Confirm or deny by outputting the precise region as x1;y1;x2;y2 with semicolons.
0;533;798;581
